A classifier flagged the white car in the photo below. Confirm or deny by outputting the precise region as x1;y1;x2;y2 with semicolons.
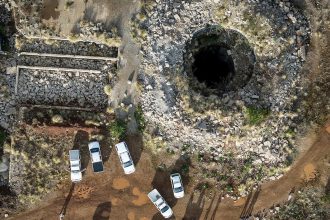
148;189;173;218
88;141;104;173
115;142;135;174
170;173;184;198
69;150;82;182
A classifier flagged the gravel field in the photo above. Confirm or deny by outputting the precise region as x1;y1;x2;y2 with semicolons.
17;68;108;108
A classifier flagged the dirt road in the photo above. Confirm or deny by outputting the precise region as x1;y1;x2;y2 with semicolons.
7;0;330;219
8;124;330;220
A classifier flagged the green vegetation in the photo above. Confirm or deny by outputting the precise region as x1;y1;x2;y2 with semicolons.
134;105;146;132
181;163;189;175
246;107;270;125
109;120;127;141
181;143;190;152
103;85;112;96
271;187;329;220
285;128;296;138
166;148;175;155
197;182;210;190
226;184;233;192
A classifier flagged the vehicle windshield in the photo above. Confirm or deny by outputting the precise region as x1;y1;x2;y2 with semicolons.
90;148;99;153
174;186;183;193
160;205;169;213
123;161;132;168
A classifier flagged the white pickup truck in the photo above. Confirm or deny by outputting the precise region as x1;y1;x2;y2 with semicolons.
69;150;82;182
115;142;135;174
88;141;104;173
148;189;173;218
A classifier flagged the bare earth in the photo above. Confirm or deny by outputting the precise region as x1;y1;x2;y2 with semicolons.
7;123;330;220
5;0;330;219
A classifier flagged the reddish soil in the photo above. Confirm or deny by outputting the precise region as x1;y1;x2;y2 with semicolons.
7;0;330;219
7;124;330;220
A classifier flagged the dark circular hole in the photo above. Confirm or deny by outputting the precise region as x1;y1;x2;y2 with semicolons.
184;26;256;97
192;45;235;90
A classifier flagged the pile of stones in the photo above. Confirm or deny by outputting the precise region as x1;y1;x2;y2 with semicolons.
134;0;310;186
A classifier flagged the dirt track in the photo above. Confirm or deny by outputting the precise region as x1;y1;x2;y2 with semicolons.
8;124;330;220
7;0;330;219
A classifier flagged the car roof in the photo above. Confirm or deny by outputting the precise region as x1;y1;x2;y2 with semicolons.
120;152;131;163
69;150;80;160
116;142;127;153
173;175;181;182
89;141;100;150
148;189;160;201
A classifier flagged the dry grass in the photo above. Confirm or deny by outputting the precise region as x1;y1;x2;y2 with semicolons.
9;126;75;206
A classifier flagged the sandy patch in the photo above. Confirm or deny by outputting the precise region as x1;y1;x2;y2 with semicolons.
111;197;123;206
132;187;149;206
72;184;94;200
303;163;317;181
112;177;130;190
233;197;246;207
128;211;136;220
326;125;330;134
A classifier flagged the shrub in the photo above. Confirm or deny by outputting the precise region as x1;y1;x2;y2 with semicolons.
51;115;63;124
134;105;146;132
271;187;329;220
197;182;210;191
109;120;127;141
103;85;112;96
246;107;269;125
181;163;189;175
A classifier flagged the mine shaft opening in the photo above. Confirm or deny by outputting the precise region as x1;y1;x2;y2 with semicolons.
192;45;235;89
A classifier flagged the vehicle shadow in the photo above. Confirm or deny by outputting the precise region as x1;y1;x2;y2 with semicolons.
72;130;90;172
203;194;217;220
183;188;206;220
152;213;176;220
209;194;222;220
99;129;112;163
125;133;143;167
92;202;112;220
59;183;75;218
151;155;192;219
240;185;262;219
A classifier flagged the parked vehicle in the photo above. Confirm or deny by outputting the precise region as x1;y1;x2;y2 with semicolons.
170;173;184;198
115;142;135;174
69;150;82;182
148;189;173;218
88;141;104;173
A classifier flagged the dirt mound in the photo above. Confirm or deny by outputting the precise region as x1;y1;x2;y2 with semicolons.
326;125;330;134
131;187;149;206
233;197;246;207
112;177;130;190
111;197;123;206
303;163;317;181
72;184;94;200
127;211;135;220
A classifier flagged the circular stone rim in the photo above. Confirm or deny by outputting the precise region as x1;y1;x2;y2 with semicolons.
183;25;256;95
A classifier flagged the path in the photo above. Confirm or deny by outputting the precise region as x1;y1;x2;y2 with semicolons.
8;124;330;220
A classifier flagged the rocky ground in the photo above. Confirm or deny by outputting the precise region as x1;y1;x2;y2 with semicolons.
0;0;329;219
17;68;108;108
133;0;311;194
